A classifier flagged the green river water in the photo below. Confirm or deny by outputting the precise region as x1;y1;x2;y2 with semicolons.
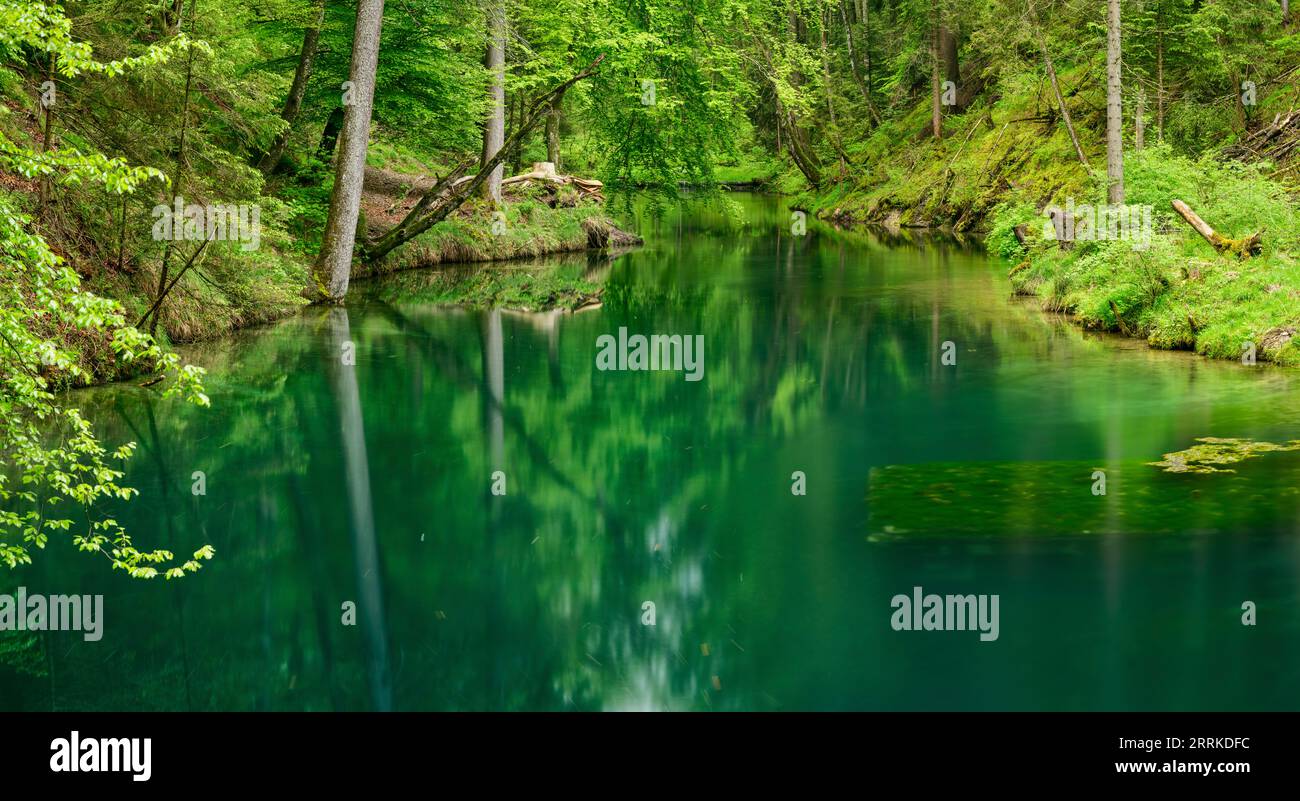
2;193;1298;711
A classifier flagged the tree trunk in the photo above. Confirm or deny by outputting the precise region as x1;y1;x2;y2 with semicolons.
940;24;959;111
150;0;198;336
480;0;506;204
1031;12;1087;167
545;92;564;169
38;53;55;218
819;9;848;176
930;0;942;138
839;0;880;124
1105;0;1124;204
1171;199;1263;257
1135;84;1145;150
1156;30;1164;143
511;93;526;173
312;0;385;303
317;106;345;162
258;0;325;174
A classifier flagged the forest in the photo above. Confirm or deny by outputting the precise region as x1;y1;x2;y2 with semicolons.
0;0;1294;574
2;0;1300;722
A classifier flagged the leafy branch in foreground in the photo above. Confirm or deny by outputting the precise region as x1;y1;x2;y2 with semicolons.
0;0;213;578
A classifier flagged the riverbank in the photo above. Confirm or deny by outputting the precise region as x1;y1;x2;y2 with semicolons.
781;69;1300;367
2;168;637;388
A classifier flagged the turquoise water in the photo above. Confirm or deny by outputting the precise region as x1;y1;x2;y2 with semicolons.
2;193;1298;711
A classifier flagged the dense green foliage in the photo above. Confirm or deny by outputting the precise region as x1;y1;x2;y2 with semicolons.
1;2;211;576
0;0;1298;574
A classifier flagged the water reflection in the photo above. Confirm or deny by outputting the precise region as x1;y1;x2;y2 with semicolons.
3;194;1299;711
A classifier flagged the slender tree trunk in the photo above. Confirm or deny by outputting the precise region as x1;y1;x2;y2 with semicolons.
752;33;821;184
150;0;198;336
38;53;55;218
312;0;385;303
930;0;942;138
1135;84;1145;150
1105;0;1124;204
258;0;325;174
940;24;959;111
819;10;848;176
317;106;345;161
511;93;526;173
1230;64;1247;129
1031;9;1087;167
117;195;128;271
480;0;506;204
1156;29;1164;143
545;92;564;169
839;0;880;124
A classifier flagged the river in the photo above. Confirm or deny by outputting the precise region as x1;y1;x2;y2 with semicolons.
3;193;1298;711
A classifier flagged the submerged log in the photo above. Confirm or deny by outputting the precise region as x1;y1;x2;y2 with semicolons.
1171;199;1263;258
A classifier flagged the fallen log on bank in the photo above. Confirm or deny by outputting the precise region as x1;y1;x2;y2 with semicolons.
1171;199;1263;258
363;55;606;263
501;161;604;199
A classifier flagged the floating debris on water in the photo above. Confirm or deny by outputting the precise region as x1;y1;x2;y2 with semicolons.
1147;437;1300;474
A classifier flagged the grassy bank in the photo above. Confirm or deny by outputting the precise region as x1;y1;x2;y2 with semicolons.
782;57;1300;367
987;148;1300;365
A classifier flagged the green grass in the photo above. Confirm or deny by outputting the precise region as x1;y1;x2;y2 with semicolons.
995;147;1300;365
780;60;1300;368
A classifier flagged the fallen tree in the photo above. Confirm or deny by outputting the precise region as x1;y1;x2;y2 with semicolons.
363;55;605;264
1222;107;1299;164
502;161;605;203
1171;199;1263;258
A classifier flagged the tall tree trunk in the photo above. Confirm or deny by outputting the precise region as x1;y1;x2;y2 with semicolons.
819;9;848;176
312;0;385;303
839;0;880;124
930;0;942;138
1156;29;1164;143
940;24;959;111
511;93;526;173
1135;84;1145;150
150;0;198;336
258;0;325;174
1105;0;1124;204
317;106;345;161
480;0;506;204
1030;9;1087;167
38;52;55;218
545;92;564;169
752;33;822;185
